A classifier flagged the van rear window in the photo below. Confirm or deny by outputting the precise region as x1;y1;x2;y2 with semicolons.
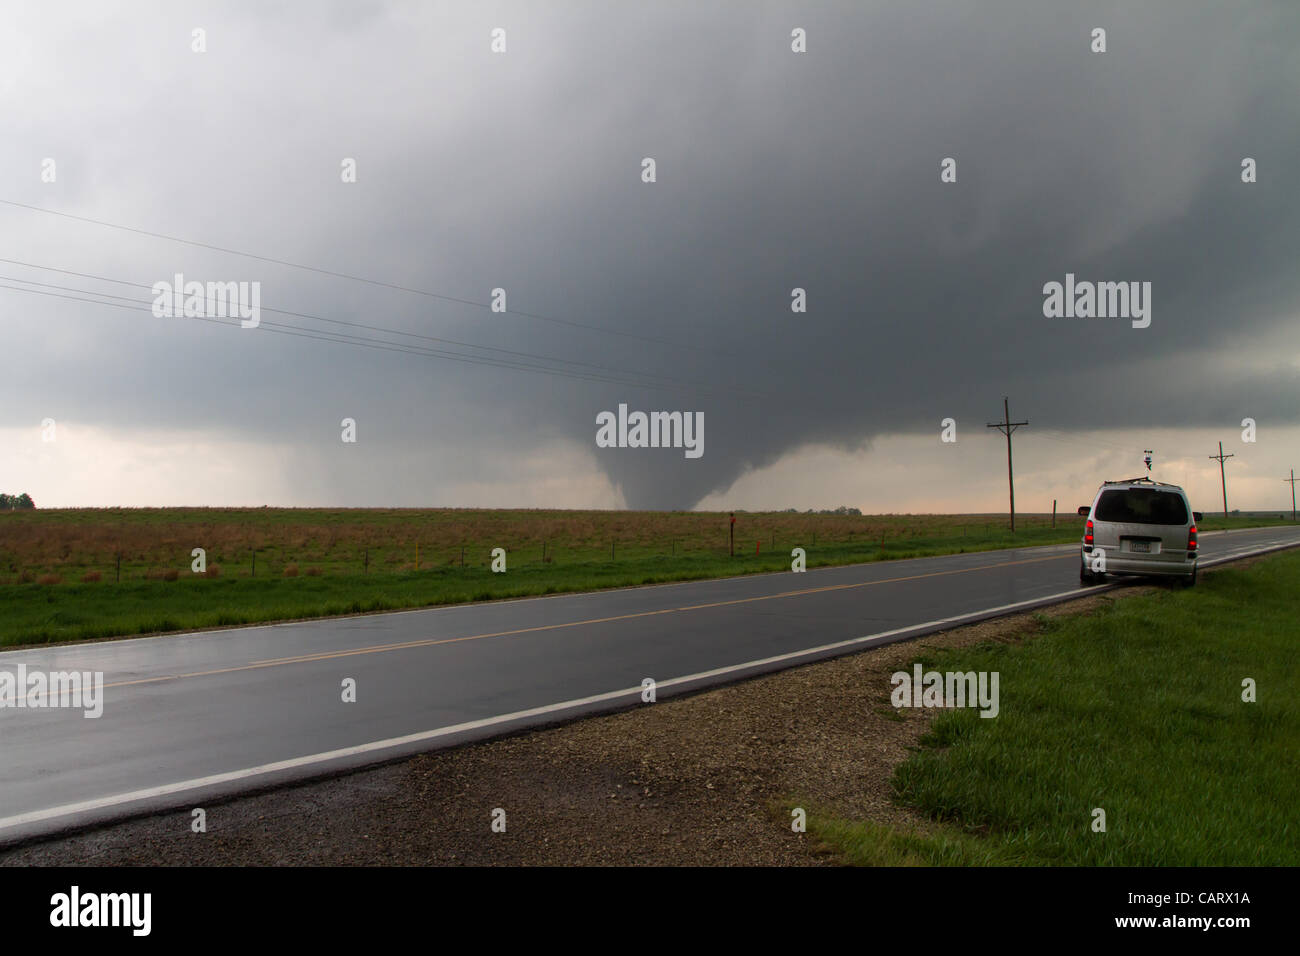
1095;489;1188;525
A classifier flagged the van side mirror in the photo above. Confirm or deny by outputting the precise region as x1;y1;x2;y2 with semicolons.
1077;506;1090;516
1193;512;1203;522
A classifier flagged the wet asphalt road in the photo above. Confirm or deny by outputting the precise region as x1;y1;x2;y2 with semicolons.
2;525;1297;843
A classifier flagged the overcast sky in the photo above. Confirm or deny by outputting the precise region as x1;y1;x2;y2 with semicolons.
2;1;1298;515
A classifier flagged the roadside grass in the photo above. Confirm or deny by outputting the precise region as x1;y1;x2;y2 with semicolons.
808;817;1022;866
0;533;1057;646
0;507;1289;646
805;549;1300;866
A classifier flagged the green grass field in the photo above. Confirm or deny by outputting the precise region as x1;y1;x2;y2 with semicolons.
0;507;1290;647
807;548;1300;866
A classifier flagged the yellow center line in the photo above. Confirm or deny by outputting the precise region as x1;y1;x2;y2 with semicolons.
97;551;1071;691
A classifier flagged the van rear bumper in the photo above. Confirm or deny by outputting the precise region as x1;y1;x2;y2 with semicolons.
1082;546;1196;576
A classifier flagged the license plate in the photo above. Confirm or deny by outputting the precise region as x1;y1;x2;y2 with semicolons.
1130;541;1150;553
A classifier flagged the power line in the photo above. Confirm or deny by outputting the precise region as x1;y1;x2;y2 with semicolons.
1283;469;1296;522
0;281;643;387
0;262;758;396
1037;428;1225;467
0;280;743;393
1032;430;1125;454
0;197;753;359
1036;426;1144;454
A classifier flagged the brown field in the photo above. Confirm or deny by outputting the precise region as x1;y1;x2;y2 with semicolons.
0;507;1074;582
0;506;1283;585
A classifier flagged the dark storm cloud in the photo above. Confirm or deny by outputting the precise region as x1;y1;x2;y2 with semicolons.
2;1;1297;508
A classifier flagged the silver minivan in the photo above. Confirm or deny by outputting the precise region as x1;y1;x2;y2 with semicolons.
1078;478;1201;586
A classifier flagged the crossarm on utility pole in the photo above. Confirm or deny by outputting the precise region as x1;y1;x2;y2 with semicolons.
986;397;1028;532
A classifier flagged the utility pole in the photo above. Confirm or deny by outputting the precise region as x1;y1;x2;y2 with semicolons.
1209;442;1234;518
986;397;1029;532
1284;470;1297;522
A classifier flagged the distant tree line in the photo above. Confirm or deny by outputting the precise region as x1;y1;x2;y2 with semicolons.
780;506;862;515
0;493;35;510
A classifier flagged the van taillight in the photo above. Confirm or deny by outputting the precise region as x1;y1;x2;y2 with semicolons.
1188;525;1197;552
1085;519;1094;545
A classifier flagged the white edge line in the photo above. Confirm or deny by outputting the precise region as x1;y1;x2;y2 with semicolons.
3;536;1296;835
0;584;1092;833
